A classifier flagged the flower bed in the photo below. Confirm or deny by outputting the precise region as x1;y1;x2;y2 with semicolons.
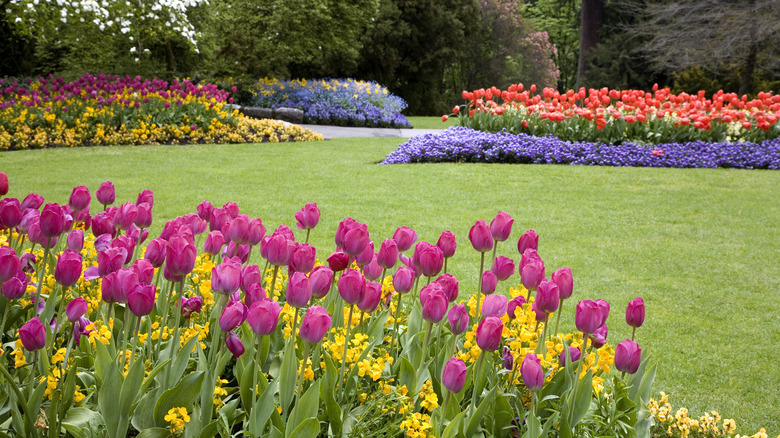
381;126;780;169
451;85;780;145
0;175;774;437
0;74;323;151
249;78;412;128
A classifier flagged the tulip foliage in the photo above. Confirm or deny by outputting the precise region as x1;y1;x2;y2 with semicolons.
0;177;661;438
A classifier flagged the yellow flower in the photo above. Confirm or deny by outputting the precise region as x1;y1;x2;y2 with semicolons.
164;407;191;435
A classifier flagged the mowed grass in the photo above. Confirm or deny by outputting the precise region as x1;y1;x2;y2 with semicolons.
2;135;779;434
407;115;458;129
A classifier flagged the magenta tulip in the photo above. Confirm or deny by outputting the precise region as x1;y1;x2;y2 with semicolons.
212;258;242;295
589;323;608;348
28;220;56;248
469;220;493;252
392;226;417;252
0;171;7;196
131;258;153;285
91;211;115;238
40;203;65;238
209;207;230;232
476;316;503;351
490;211;513;242
66;297;88;323
264;234;294;266
136;189;154;207
517;229;539;256
295;203;320;230
113;202;137;231
21;193;44;210
362;255;383;281
338;268;365;305
503;346;514;370
309;266;333;299
291;243;316;273
128;284;156;317
68;185;91;211
55;249;82;288
166;235;197;277
521;353;544;391
551;267;573;300
111;235;135;265
19;317;47;351
239;264;261;293
226;215;250;244
491;256;515;281
355;241;374;267
435;273;459;302
98;247;126;277
114;268;138;303
358;281;382;314
326;251;350;272
520;258;545;293
247;299;282;336
247;218;266;245
436;230;457;258
417;242;444;277
286;271;312;308
180;296;204;318
96;181;115;206
377;239;399;270
532;302;547;322
0;247;20;283
201;231;224;256
144;238;167;268
66;229;84;252
420;284;448;323
196;200;213;221
342;224;369;257
0;198;22;228
614;339;641;374
244;283;267;308
535;279;560;314
223;202;239;218
134;202;153;229
219;300;247;332
299;305;332;344
1;271;28;300
392;267;415;294
626;297;645;328
441;357;467;393
481;294;508;318
100;272;119;303
559;346;581;366
507;295;527;319
481;270;497;294
225;331;245;358
447;304;470;335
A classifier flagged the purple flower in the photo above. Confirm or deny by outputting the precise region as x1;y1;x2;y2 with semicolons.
468;220;493;252
67;229;84;252
180;296;204;318
362;255;383;282
476;316;503;351
481;270;497;294
481;294;508;318
96;181;115;206
436;230;457;258
0;247;20;283
377;239;399;270
309;266;333;299
219;300;247;332
491;256;515;281
392;226;417;252
358;281;382;314
1;270;28;300
559;346;581;367
551;267;573;300
290;244;316;274
447;304;469;335
68;185;91;211
225;331;245;358
338;268;365;305
521;353;544;391
127;284;156;317
247;299;282;336
507;295;527;319
441;357;467;393
299;305;331;344
19;317;47;351
614;339;642;374
286;271;312;308
626;297;645;328
392;267;415;294
535;279;560;314
502;346;514;370
66;297;88;323
212;258;242;295
0;198;22;228
435;273;459;302
420;283;448;323
517;230;539;256
55;249;82;288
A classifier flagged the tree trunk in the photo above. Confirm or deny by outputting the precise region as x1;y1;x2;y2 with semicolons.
738;43;758;96
165;40;176;82
577;0;604;88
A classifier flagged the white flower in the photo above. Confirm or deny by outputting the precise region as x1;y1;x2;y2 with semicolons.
130;46;137;53
120;27;130;34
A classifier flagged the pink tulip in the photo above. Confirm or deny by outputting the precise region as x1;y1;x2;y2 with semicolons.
223;202;239;218
436;230;457;258
476;316;503;351
66;297;87;323
247;218;266;245
166;235;197;277
626;297;645;328
507;295;527;319
535;279;560;314
299;305;332;344
468;220;493;252
420;283;447;323
227;215;251;245
520;256;545;292
589;323;608;348
91;211;115;238
219;300;247;332
247;299;282;336
212;258;242;295
481;270;497;294
447;304;469;335
19;317;47;351
21;193;44;210
338;269;365;305
180;296;204;318
358;281;382;313
521;353;544;391
68;185;91;211
416;242;444;277
614;339;641;374
96;181;115;206
0;247;20;283
326;251;350;272
362;255;383;282
55;249;82;288
491;256;515;281
290;244;316;273
295;203;320;230
481;294;508;318
40;203;65;238
1;270;28;300
309;266;333;299
286;271;312;308
0;198;22;228
66;229;84;252
0;171;7;196
551;267;573;299
128;284;156;316
392;267;415;294
111;235;135;265
244;283;266;307
144;238;167;268
435;273;459;302
136;189;154;207
392;226;417;252
342;223;369;257
377;239;399;270
559;346;581;367
225;331;245;358
204;231;225;255
355;241;374;267
264;234;294;266
489;211;513;242
441;357;467;393
517;230;539;256
134;202;153;229
113;202;137;231
196;200;213;221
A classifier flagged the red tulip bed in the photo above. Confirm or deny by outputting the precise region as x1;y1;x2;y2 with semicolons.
0;174;764;438
0;74;323;151
383;85;780;169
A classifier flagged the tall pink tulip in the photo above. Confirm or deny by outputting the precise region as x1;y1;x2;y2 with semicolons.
0;171;7;196
136;189;154;207
68;185;91;211
442;357;467;393
358;281;382;314
166;235;197;277
435;273;459;302
204;231;225;255
476;316;503;351
517;230;539;256
96;181;115;206
295;203;320;230
614;339;641;374
551;267;573;299
113;202;138;231
447;304;469;335
626;297;645;328
392;267;415;294
247;299;282;336
420;284;447;323
521;353;544;391
286;271;312;308
66;297;88;323
481;294;508;318
0;247;20;283
338;269;365;305
225;332;245;358
377;239;399;270
392;226;418;253
134;202;153;229
575;299;609;334
291;244;316;273
144;238;167;268
212;258;242;294
309;266;333;299
416;242;444;277
39;203;65;238
55;249;83;288
436;230;457;258
0;198;22;228
19;317;47;351
491;256;515;281
128;284;156;317
535;279;560;314
481;271;497;294
67;229;84;252
489;211;513;242
300;305;331;344
468;220;493;252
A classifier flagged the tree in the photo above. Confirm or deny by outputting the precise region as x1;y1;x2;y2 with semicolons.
522;0;580;91
636;0;780;95
576;0;603;87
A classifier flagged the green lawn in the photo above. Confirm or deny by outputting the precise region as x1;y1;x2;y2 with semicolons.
2;137;779;435
407;115;459;129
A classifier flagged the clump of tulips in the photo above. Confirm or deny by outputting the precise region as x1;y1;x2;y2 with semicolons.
0;172;658;438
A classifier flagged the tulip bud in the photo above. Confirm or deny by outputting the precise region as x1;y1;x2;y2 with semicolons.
98;247;126;277
481;294;508;318
535;279;560;314
626;297;645;328
476;316;503;351
481;270;497;294
392;266;415;294
247;218;266;245
134;202;153;229
136;189;154;207
212;258;242;295
244;283;267;308
589;323;608;348
338;269;365;305
551;267;573;300
342;223;369;257
21;193;44;210
114;268;138;304
264;234;294;266
111;235;135;265
532;302;547;322
1;270;28;300
392;226;417;252
490;211;513;242
441;357;467;393
520;255;544;292
113;202;137;231
416;242;444;277
517;230;539;256
66;229;84;252
96;181;115;206
101;271;119;304
0;247;21;283
435;273;459;302
223;202;239;218
225;331;245;358
507;295;527;319
144;238;167;268
308;266;333;299
291;243;316;274
469;220;493;253
559;346;581;367
363;255;383;281
286;271;312;308
68;185;91;211
614;339;641;374
128;284;156;317
209;207;231;232
40;203;65;238
420;284;448;323
196;200;213;221
491;256;514;281
66;297;88;323
377;239;398;270
55;249;83;288
180;296;204;319
0;171;7;196
299;305;332;344
227;215;251;245
436;230;457;258
295;203;320;230
166;235;197;277
247;299;282;336
219;300;247;332
502;346;514;370
91;211;115;238
521;353;544;391
326;251;349;272
19;317;47;351
447;304;469;335
355;241;375;267
0;198;22;229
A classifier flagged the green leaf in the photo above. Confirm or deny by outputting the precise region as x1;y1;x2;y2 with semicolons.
569;369;593;428
464;386;496;437
441;411;464;438
153;371;205;426
398;356;416;396
119;357;145;416
62;407;106;438
96;351;123;438
131;388;159;432
288;417;320;438
161;335;199;390
320;355;342;437
279;338;298;416
238;355;255;415
523;411;542;438
286;379;321;437
491;395;514;437
136;428;172;438
248;377;278;437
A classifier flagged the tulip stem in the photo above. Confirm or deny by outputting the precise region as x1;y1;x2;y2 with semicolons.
437;391;451;437
158;279;176;354
390;291;403;358
475;252;485;321
422;321;433;365
295;342;311;411
470;351;486;415
252;336;263;412
118;304;132;368
443;258;448;274
60;326;75;382
129;315;141;370
268;266;280;299
552;300;564;339
31;246;51;318
535;314;550;356
304;229;310;244
0;302;11;343
630;326;636;342
169;280;185;354
338;303;355;402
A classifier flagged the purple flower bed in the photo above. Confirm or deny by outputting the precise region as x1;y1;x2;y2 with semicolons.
381;127;780;169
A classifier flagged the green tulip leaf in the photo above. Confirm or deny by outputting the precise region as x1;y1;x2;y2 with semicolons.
136;427;172;438
153;371;205;426
398;356;417;397
441;411;465;438
321;354;343;436
569;369;593;428
119;357;145;416
279;337;298;416
286;379;321;438
249;377;278;437
464;386;496;437
62;407;106;438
